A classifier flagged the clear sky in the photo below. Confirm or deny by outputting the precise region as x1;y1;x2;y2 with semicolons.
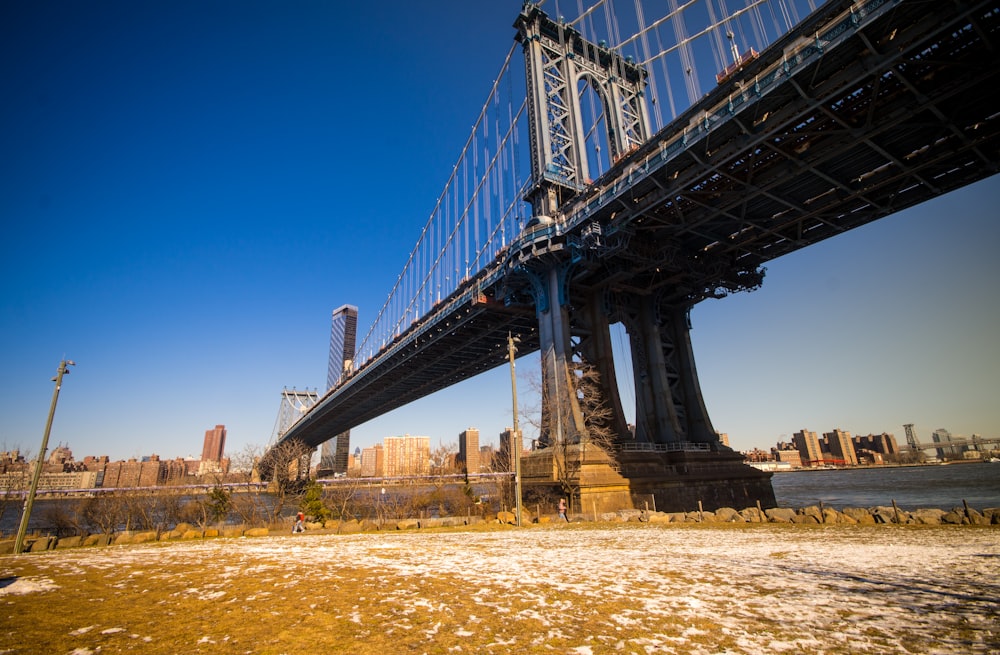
2;1;998;464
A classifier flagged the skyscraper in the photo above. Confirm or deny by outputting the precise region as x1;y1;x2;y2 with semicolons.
792;428;822;466
458;428;480;475
327;304;359;390
823;428;858;465
319;305;358;477
201;425;226;462
384;435;430;476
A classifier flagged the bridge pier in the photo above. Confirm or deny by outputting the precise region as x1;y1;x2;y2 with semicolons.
622;298;718;446
513;1;774;514
530;264;587;449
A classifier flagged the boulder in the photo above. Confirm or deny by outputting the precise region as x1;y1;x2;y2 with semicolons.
870;506;906;524
941;510;966;525
243;527;269;537
832;510;857;525
791;513;819;524
29;536;57;552
181;530;203;539
800;505;824;522
738;508;765;523
841;507;875;524
335;519;363;534
397;518;420;530
821;508;845;524
714;507;742;522
56;536;85;549
496;511;516;525
202;529;219;538
617;509;644;522
222;527;245;538
765;508;797;523
963;508;987;526
911;508;945;525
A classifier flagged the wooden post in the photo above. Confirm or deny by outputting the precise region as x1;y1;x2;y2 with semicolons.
891;499;901;524
698;500;704;522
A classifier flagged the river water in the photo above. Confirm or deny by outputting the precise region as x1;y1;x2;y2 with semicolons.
771;461;1000;511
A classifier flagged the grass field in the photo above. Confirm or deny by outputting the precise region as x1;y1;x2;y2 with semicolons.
2;522;998;654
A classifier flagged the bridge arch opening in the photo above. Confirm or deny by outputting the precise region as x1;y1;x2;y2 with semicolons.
576;75;612;184
609;321;636;432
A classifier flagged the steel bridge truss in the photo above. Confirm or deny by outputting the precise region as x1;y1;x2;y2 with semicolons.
517;4;651;217
277;0;999;491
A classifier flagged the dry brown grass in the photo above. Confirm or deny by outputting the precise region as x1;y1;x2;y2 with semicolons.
1;523;997;654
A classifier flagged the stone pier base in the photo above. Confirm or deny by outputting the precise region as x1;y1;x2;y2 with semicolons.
521;444;776;515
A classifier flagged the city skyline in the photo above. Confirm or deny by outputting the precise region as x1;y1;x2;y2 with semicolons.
2;1;997;462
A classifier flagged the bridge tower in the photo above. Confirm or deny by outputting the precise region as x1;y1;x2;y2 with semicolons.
516;3;650;217
514;3;772;513
271;388;319;481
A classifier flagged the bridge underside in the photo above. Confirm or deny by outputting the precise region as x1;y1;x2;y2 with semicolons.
275;0;998;512
558;0;1000;307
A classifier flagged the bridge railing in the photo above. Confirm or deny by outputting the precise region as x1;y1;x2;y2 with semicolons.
616;442;712;453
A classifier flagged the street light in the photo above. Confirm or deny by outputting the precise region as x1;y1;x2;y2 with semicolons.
14;359;74;555
507;333;523;527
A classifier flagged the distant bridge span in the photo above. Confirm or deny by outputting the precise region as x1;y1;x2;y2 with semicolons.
281;0;999;455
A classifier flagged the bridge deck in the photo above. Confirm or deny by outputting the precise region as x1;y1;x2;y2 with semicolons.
281;0;999;450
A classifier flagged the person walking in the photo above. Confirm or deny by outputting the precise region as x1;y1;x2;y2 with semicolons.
293;511;305;533
558;498;568;522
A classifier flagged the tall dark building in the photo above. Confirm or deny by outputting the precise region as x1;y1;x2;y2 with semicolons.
458;428;480;475
319;305;358;476
201;425;226;462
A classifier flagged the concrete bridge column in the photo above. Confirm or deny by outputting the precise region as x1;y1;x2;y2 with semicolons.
663;306;718;444
629;295;681;445
578;291;631;442
623;297;719;446
534;264;586;448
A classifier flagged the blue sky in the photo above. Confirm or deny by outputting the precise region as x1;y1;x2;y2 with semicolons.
2;1;998;464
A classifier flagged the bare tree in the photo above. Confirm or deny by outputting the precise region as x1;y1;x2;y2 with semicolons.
430;441;459;475
524;361;620;508
79;492;129;535
322;474;367;529
0;446;32;533
227;444;271;527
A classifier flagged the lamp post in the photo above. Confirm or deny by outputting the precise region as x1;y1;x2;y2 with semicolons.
14;359;74;555
507;333;523;527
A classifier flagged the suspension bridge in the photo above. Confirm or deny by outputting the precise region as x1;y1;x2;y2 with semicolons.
266;0;1000;512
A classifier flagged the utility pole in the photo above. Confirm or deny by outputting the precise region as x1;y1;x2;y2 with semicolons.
14;359;74;555
507;334;523;527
